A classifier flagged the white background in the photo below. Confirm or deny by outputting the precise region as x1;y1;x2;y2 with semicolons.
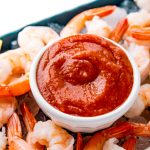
0;0;92;36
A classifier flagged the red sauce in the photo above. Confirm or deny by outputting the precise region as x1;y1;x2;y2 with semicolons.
37;34;133;117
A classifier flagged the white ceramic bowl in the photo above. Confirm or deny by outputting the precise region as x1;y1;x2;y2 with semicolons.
30;36;140;133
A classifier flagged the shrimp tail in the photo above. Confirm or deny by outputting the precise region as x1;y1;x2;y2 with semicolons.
83;122;132;150
20;102;36;132
0;76;30;97
0;86;12;97
84;5;116;18
132;122;150;137
76;133;83;150
122;136;136;150
130;27;150;40
7;113;22;144
60;6;116;37
110;18;129;42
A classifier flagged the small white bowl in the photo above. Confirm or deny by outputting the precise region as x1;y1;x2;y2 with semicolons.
30;36;140;133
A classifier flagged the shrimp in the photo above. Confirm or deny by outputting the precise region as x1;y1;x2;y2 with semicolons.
85;16;129;42
125;84;150;118
0;96;17;128
7;113;34;150
60;6;116;37
0;49;31;97
83;121;150;150
0;127;7;150
18;26;59;58
124;42;150;82
31;120;74;150
20;103;44;150
7;103;44;150
20;102;74;150
122;10;150;81
127;10;150;28
0;26;59;97
126;10;150;47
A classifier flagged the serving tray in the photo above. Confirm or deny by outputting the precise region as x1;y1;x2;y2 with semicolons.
1;0;146;149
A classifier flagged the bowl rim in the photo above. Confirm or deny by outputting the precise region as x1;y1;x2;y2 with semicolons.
30;35;140;124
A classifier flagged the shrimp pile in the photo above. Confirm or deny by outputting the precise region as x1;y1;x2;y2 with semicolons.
31;120;74;149
7;103;74;150
77;121;150;150
0;26;59;149
0;4;150;150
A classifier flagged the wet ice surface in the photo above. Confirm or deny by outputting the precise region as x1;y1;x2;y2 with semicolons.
129;116;148;124
17;92;40;116
11;40;19;49
35;110;48;122
136;137;150;150
47;22;64;34
128;114;150;149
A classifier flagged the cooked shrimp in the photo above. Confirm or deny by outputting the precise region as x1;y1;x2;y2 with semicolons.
7;104;44;150
0;26;59;97
125;84;150;118
18;26;59;58
83;122;150;150
7;113;34;150
31;120;74;150
86;16;128;43
0;49;31;97
127;10;150;27
0;96;17;128
20;103;44;150
21;103;74;150
124;42;150;82
0;127;7;150
126;10;150;47
60;6;116;37
122;11;150;82
130;27;150;47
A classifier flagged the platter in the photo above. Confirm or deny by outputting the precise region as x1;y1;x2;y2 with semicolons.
0;0;150;149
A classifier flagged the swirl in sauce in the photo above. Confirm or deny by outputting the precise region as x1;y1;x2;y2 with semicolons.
37;34;133;117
